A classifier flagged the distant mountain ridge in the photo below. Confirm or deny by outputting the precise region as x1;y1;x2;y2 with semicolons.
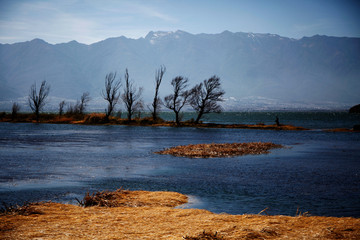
0;30;359;111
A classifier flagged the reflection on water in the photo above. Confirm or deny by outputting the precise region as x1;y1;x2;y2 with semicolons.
0;114;359;217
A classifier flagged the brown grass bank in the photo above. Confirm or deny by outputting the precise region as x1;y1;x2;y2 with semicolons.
0;112;310;131
1;190;359;240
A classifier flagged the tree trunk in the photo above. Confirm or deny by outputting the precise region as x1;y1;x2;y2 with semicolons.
35;109;40;122
194;110;204;124
175;111;180;126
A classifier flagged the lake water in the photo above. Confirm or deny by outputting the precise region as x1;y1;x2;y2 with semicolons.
0;112;360;217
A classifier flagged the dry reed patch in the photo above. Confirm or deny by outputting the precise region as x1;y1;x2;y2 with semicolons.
183;230;224;239
82;113;108;124
0;202;44;216
156;142;283;158
76;189;188;208
1;202;359;239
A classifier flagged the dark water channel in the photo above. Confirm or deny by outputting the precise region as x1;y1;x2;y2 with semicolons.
0;121;359;217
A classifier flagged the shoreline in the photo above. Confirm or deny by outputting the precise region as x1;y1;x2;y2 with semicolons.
0;112;313;131
1;189;359;239
1;112;359;132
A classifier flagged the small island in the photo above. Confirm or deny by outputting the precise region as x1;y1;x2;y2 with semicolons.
156;142;284;158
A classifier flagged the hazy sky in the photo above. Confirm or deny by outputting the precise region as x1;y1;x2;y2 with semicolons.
0;0;359;44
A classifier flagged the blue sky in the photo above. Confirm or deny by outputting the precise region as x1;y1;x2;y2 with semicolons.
0;0;359;44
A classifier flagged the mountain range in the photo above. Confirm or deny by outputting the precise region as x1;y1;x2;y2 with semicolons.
1;30;359;111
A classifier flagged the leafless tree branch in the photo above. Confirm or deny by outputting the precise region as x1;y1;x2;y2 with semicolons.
164;76;190;126
58;100;66;116
189;75;225;124
150;65;166;121
79;92;91;114
28;80;50;122
102;72;121;119
121;68;143;121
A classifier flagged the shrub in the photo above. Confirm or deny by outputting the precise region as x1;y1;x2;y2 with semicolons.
0;202;43;216
76;188;127;207
83;113;108;124
183;231;224;240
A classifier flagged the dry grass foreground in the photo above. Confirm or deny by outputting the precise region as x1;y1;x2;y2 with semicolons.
156;142;284;158
1;190;360;240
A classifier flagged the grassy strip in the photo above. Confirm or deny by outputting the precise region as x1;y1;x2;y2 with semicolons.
0;112;310;131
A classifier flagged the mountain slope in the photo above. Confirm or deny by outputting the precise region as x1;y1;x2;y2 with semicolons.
0;30;359;110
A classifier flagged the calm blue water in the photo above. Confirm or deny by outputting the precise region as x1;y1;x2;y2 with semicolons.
157;111;360;129
0;112;359;217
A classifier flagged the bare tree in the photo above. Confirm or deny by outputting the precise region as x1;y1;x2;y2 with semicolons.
66;102;78;115
189;75;225;124
28;80;50;122
135;101;144;119
122;68;143;121
102;72;121;119
59;100;66;116
164;76;191;126
79;92;91;114
150;65;166;121
12;102;21;120
65;92;90;116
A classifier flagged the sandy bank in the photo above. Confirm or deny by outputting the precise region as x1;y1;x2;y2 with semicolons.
1;190;359;239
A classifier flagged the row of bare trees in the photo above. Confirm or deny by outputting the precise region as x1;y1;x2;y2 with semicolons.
101;68;144;121
27;80;91;121
102;66;225;125
164;75;225;125
60;92;91;116
25;65;225;124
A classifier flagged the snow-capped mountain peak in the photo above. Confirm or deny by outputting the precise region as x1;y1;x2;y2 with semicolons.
145;30;189;44
146;31;173;40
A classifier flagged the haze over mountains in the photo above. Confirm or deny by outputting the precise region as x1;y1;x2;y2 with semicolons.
1;30;359;111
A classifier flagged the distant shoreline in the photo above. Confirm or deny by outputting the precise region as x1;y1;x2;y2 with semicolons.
0;112;313;131
1;112;359;132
